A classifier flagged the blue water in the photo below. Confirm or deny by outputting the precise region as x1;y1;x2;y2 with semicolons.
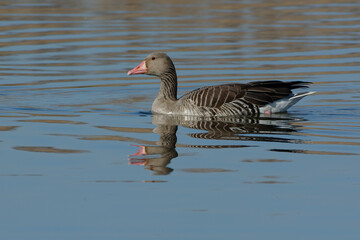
1;1;360;239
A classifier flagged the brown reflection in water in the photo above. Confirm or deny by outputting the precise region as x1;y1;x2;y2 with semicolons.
294;132;360;140
293;121;360;145
81;135;156;146
0;126;18;131
27;113;80;117
270;148;358;156
87;180;167;183
245;176;291;184
242;159;291;163
14;146;89;154
79;126;158;150
296;121;360;129
180;168;236;173
0;115;28;118
244;180;290;184
1;174;43;177
142;180;168;183
184;209;208;212
17;119;86;124
56;96;149;110
303;140;360;147
96;126;153;133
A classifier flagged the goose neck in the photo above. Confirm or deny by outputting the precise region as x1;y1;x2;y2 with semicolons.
159;71;178;100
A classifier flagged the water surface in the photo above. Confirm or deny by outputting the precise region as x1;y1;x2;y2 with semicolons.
1;1;360;239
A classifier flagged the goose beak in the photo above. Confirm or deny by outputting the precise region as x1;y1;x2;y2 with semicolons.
127;60;147;75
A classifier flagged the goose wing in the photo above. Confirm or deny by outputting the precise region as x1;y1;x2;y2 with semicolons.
180;81;310;108
180;84;245;108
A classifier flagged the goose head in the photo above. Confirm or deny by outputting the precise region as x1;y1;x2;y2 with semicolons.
127;52;176;77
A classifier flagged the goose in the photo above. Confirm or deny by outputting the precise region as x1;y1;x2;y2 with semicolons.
127;52;315;116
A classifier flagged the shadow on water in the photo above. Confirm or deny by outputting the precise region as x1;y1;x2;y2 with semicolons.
128;113;304;175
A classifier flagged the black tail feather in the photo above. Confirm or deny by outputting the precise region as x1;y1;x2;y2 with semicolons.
244;81;311;106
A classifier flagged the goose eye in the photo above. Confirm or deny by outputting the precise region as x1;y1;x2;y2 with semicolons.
151;57;156;60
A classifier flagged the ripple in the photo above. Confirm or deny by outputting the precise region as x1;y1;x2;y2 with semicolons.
0;126;18;131
180;168;237;173
270;148;358;156
13;146;89;153
17;119;86;124
242;158;292;163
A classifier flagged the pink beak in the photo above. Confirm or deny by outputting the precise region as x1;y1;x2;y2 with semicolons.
127;60;147;75
130;145;147;156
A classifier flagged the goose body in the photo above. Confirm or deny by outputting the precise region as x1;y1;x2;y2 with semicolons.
128;53;315;117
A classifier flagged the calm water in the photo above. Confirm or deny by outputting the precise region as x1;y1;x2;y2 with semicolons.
1;0;360;239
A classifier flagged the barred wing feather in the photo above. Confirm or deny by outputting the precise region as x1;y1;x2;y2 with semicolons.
180;81;310;108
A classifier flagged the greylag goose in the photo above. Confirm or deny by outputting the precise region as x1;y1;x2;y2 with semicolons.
128;53;315;116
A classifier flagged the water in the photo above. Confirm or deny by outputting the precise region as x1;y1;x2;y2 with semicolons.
1;0;360;239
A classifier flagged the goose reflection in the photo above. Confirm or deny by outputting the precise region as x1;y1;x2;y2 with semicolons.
129;123;178;175
129;113;302;175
